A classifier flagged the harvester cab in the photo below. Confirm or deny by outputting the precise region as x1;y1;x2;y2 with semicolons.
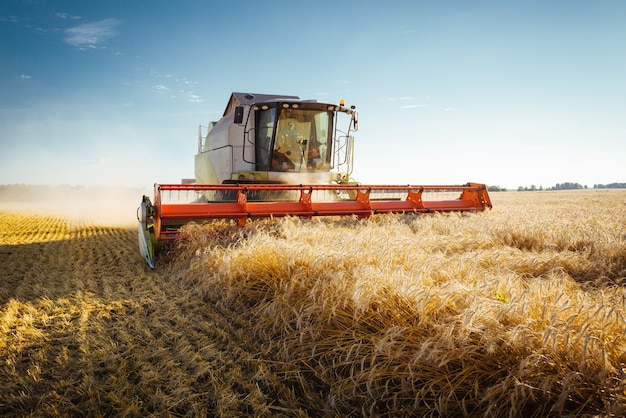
138;92;492;268
194;92;358;189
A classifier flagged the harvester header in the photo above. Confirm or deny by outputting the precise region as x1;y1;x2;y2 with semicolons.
138;92;492;267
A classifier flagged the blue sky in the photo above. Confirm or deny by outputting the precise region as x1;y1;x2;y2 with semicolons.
1;0;625;190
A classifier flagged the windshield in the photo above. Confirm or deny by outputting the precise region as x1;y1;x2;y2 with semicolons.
255;107;333;172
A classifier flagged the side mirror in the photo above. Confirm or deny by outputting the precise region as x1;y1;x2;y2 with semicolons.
234;106;244;124
352;112;359;132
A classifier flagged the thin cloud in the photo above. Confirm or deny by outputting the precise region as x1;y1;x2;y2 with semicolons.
187;93;203;103
153;85;170;93
65;18;120;48
400;104;427;109
148;70;203;102
20;74;32;79
0;15;20;23
54;12;81;20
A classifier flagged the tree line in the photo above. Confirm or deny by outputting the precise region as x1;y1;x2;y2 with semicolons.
487;183;626;192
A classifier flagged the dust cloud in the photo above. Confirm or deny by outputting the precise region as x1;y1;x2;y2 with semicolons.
0;185;150;228
271;171;347;185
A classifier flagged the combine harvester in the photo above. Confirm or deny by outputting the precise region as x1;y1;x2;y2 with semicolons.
138;92;491;267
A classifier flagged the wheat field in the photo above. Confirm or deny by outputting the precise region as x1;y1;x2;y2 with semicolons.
1;189;625;417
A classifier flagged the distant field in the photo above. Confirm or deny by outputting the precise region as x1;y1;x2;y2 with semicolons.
1;188;625;416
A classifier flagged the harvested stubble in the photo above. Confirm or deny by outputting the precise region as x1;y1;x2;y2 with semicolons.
1;210;313;417
171;190;626;417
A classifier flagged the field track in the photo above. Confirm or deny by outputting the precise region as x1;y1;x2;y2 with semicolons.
0;211;314;416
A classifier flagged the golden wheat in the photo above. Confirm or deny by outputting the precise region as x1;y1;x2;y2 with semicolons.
171;190;626;417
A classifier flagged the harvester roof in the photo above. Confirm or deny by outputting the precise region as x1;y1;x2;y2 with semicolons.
223;92;300;116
